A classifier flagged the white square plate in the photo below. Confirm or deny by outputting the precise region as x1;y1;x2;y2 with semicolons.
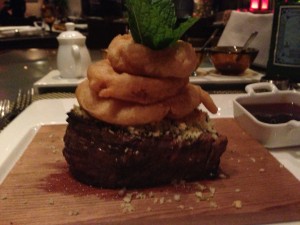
233;83;300;148
33;70;85;93
190;67;264;85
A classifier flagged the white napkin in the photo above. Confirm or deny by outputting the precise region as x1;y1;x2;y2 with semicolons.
217;10;273;68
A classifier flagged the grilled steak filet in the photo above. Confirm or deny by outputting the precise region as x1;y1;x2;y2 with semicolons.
63;108;228;188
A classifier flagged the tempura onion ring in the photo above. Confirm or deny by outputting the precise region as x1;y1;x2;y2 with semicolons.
107;34;198;78
76;79;169;125
88;59;188;105
166;84;217;118
77;80;217;125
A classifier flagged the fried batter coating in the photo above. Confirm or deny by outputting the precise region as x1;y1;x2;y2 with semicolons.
166;84;217;118
76;80;217;126
107;34;199;78
88;59;188;105
76;79;169;125
196;87;218;114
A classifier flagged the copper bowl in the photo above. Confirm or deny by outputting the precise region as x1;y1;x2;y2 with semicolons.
206;46;259;75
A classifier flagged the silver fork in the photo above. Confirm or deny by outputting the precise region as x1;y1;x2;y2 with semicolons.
0;99;11;119
11;88;34;115
0;88;33;130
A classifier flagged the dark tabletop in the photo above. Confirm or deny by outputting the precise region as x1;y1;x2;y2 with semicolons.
0;47;265;101
0;48;106;100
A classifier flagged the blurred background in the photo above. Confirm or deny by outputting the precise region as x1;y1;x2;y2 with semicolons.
0;0;299;103
0;0;279;49
0;0;250;24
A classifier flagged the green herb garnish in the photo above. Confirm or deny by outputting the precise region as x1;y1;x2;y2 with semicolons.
125;0;198;50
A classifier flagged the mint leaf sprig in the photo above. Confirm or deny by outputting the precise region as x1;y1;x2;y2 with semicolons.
125;0;198;50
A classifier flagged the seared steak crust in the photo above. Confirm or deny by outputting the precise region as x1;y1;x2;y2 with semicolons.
63;109;227;188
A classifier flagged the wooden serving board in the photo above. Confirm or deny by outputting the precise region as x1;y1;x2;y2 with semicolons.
1;119;300;225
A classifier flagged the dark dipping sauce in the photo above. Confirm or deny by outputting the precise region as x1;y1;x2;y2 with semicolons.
242;103;300;124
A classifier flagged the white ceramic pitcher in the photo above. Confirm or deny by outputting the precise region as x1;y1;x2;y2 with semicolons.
57;22;91;79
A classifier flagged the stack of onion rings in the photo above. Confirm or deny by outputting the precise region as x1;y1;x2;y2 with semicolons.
76;80;216;126
76;34;217;125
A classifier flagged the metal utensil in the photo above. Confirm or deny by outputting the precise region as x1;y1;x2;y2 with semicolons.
0;99;11;119
0;89;33;130
236;31;258;61
12;89;34;115
200;28;220;51
191;29;220;77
